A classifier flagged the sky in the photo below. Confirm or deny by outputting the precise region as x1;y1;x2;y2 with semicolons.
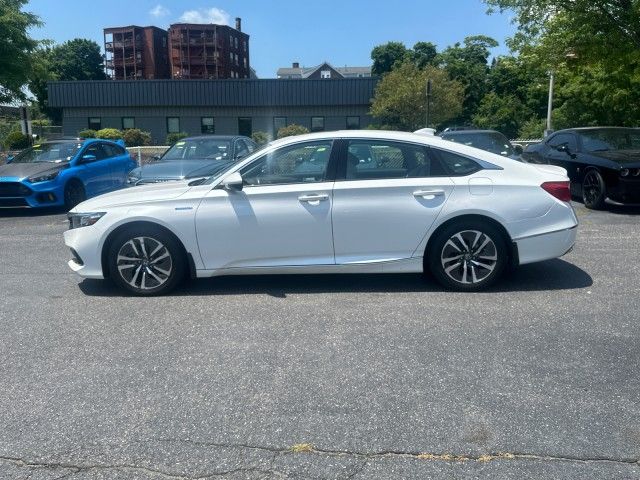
25;0;517;78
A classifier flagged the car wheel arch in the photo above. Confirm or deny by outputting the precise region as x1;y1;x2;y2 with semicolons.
423;214;518;270
100;220;191;279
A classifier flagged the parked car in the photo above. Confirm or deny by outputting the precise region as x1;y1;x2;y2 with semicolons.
0;138;135;209
440;129;523;160
522;127;640;209
126;135;258;186
64;130;577;296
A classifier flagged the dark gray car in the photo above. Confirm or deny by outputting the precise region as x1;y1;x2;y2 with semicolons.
127;135;258;185
440;129;523;160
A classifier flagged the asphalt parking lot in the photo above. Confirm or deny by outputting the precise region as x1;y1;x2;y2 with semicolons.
0;202;639;479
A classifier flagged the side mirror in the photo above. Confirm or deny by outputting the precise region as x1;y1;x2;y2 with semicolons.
514;144;524;155
220;171;243;191
235;153;246;161
5;155;14;164
152;155;161;161
556;144;576;158
81;154;97;163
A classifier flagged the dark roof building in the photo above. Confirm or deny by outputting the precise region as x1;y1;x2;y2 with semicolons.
48;78;379;143
277;62;372;79
104;26;170;80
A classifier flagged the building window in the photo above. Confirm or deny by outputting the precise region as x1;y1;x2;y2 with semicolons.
234;37;238;49
88;117;101;131
273;116;287;135
320;70;331;79
238;117;252;137
122;117;135;130
243;57;247;68
235;53;238;65
311;117;325;132
229;52;233;62
201;117;215;134
166;117;180;133
346;116;360;130
243;40;247;52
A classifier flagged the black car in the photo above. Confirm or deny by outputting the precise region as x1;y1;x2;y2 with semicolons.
440;129;523;160
522;127;640;209
127;135;258;185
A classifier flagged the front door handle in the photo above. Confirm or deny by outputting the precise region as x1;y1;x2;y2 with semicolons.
413;189;445;198
298;193;329;203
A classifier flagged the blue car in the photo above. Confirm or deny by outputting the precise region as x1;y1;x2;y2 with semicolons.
0;138;136;209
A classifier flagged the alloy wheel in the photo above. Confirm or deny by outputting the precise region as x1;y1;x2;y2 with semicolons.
582;171;602;206
116;236;173;290
440;230;498;285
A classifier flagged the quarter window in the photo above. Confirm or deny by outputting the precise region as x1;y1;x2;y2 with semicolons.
343;140;444;180
433;149;481;176
240;141;333;186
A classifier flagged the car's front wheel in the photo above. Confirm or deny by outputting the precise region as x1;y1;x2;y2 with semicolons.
427;221;507;291
64;181;86;210
107;226;185;296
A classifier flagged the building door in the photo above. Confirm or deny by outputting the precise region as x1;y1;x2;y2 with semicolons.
238;117;252;137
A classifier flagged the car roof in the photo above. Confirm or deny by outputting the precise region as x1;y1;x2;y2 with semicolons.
181;135;250;141
556;127;639;133
441;129;505;136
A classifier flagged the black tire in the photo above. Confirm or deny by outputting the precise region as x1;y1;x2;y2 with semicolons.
64;180;86;210
427;220;508;292
107;226;185;296
582;169;606;210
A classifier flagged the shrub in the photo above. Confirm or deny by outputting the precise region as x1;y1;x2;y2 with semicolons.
166;132;188;145
251;131;269;145
277;124;309;139
95;128;123;140
3;131;30;150
122;128;152;147
78;129;97;138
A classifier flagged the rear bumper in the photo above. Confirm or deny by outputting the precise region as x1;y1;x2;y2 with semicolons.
515;226;577;265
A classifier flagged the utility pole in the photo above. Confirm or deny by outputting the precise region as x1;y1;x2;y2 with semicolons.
426;78;432;128
546;71;554;136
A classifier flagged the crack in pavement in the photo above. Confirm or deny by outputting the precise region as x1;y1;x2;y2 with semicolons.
1;439;639;479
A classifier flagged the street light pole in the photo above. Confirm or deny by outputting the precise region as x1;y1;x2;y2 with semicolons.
546;70;554;136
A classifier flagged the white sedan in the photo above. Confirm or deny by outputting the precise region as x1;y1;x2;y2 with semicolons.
64;130;578;295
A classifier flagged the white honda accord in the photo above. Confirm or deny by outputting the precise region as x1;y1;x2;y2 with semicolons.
64;130;578;295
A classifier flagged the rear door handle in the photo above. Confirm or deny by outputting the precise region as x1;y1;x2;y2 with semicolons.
298;193;329;203
413;189;445;198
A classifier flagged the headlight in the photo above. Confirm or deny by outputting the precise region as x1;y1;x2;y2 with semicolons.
68;212;106;229
620;168;630;177
28;171;59;183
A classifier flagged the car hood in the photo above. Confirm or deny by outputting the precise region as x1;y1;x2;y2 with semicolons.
0;162;66;180
591;150;640;166
73;181;193;211
136;159;232;180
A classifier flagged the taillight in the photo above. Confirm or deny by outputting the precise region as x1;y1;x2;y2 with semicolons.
541;181;571;202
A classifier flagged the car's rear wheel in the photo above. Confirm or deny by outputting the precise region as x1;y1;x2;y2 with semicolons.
64;181;85;210
427;221;507;291
582;169;606;210
108;227;185;296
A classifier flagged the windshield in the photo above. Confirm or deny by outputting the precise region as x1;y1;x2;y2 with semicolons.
443;132;514;156
11;142;82;164
161;138;233;161
579;129;640;152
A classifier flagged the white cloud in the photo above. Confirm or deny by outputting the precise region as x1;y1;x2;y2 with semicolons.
179;7;230;25
150;4;170;17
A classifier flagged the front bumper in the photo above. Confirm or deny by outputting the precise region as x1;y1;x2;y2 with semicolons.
64;226;105;279
0;179;64;208
607;177;640;204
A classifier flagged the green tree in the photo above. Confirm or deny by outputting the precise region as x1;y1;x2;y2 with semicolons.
371;41;408;75
438;35;499;124
29;39;105;120
472;93;529;139
0;0;41;103
410;42;438;69
277;124;309;139
370;62;464;131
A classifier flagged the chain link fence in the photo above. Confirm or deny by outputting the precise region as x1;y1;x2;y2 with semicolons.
126;146;170;166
